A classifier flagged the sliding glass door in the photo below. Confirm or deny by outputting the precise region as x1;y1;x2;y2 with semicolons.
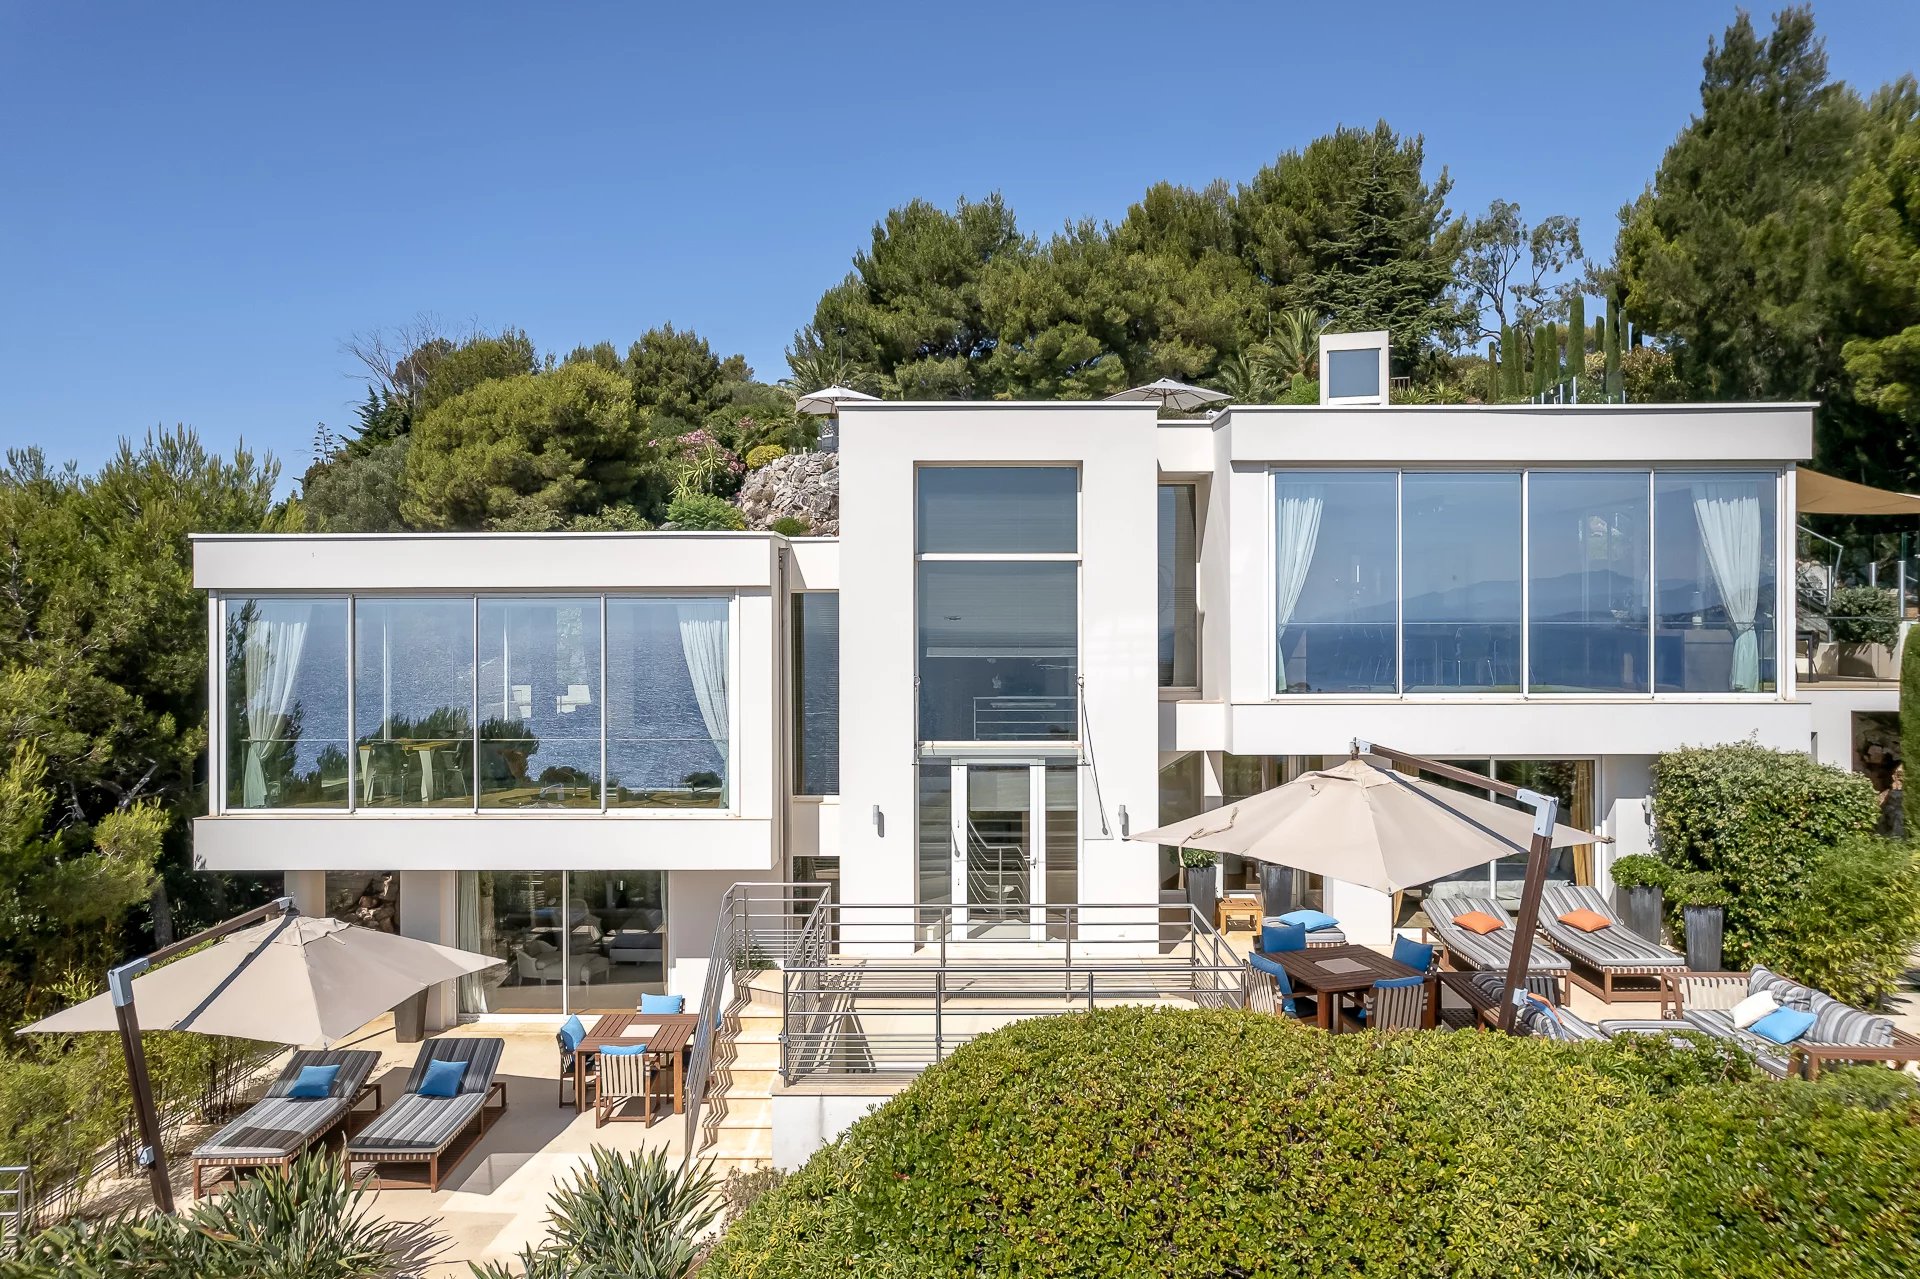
457;869;666;1015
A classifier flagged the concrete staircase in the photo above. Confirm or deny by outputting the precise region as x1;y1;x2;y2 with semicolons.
687;969;783;1172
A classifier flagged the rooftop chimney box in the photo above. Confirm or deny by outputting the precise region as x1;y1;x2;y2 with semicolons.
1318;330;1390;407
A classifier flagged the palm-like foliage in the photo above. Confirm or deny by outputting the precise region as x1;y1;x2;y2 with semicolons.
1269;307;1329;381
470;1147;722;1279
1210;351;1277;402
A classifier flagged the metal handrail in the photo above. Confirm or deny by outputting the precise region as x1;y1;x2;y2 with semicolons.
0;1166;29;1254
681;881;831;1160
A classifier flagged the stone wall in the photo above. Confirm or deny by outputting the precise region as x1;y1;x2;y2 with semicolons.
738;450;840;535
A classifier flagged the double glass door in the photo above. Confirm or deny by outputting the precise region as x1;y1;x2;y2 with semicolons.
918;760;1078;937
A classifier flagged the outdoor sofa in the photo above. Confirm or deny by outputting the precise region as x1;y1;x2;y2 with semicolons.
1424;891;1571;1001
345;1037;507;1190
1536;883;1685;1003
190;1048;381;1198
1656;968;1920;1079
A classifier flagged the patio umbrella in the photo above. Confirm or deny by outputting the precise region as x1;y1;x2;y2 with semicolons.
1128;756;1597;896
794;384;880;415
23;910;501;1047
1105;378;1230;412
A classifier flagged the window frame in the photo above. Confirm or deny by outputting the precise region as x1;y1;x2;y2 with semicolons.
1267;465;1787;702
1157;481;1201;693
211;589;739;818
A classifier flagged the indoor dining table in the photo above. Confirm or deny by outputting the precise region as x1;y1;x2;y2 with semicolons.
574;1011;698;1111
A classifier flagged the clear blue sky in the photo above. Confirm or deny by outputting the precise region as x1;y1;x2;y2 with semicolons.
3;1;1916;487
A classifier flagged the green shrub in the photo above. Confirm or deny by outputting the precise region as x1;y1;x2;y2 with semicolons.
1904;624;1920;836
2;1154;426;1278
665;492;746;531
1667;869;1731;908
768;516;811;537
1766;834;1920;1005
1607;853;1669;890
1651;743;1879;971
744;444;788;469
472;1147;719;1279
1827;583;1900;646
701;1008;1920;1279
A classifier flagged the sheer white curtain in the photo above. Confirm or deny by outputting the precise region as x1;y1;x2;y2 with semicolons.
676;599;730;786
1274;483;1326;682
242;602;312;806
1692;480;1763;691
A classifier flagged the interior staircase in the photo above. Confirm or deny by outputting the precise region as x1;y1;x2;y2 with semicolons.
686;968;784;1172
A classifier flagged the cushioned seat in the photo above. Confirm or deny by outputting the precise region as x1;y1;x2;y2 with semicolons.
1426;892;1570;978
346;1037;506;1190
190;1048;379;1198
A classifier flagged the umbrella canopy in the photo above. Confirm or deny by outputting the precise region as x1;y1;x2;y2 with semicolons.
1795;469;1920;516
794;384;880;416
23;914;501;1047
1129;757;1597;895
1105;378;1230;412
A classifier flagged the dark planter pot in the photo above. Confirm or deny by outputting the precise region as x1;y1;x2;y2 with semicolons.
1683;905;1725;973
394;990;429;1044
1622;886;1665;943
1184;864;1218;922
1260;863;1295;920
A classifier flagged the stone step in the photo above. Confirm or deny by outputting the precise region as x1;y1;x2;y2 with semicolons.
702;1097;771;1128
709;1067;779;1094
698;1125;772;1162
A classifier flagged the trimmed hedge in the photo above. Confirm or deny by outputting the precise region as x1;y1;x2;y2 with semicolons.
702;1008;1920;1279
1651;743;1885;978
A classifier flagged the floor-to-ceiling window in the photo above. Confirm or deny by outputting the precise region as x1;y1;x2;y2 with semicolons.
478;598;602;808
793;593;840;795
1270;468;1779;697
1158;484;1198;688
456;869;666;1015
353;598;476;808
223;596;350;808
1425;758;1596;908
607;597;730;808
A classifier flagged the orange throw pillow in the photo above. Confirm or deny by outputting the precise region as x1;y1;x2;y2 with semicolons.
1452;911;1503;935
1557;908;1612;933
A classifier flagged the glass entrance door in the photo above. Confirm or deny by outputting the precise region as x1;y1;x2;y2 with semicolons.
954;764;1041;932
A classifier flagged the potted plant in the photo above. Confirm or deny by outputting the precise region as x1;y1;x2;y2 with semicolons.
1668;871;1730;972
1824;584;1901;678
1181;847;1218;921
1608;854;1670;943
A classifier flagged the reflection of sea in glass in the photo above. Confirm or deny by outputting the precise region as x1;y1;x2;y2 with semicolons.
225;597;350;809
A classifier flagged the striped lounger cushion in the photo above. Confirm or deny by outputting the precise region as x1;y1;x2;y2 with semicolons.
1304;927;1348;947
347;1038;503;1156
1677;1009;1792;1077
194;1049;380;1162
1538;885;1683;968
1428;895;1570;974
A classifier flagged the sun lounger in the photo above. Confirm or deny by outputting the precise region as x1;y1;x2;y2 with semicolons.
346;1037;506;1191
1659;968;1920;1080
191;1048;380;1198
1537;884;1684;1002
1425;892;1571;998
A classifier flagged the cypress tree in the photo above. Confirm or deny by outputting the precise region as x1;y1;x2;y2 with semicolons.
1567;295;1585;389
1604;302;1623;400
1497;325;1514;399
1487;340;1500;401
1531;325;1548;398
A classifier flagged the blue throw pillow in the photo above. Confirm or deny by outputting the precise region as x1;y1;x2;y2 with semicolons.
639;993;685;1014
1391;936;1436;973
417;1057;468;1098
1261;921;1307;953
558;1014;587;1051
1278;908;1339;933
601;1043;648;1056
288;1063;340;1099
1748;1007;1817;1045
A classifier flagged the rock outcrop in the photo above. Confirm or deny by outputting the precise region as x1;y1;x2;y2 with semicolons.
738;450;840;535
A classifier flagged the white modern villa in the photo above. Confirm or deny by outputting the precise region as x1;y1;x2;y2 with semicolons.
190;332;1886;1037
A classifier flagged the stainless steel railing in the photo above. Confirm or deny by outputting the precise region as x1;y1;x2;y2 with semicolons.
779;900;1248;1082
681;882;831;1158
0;1165;29;1254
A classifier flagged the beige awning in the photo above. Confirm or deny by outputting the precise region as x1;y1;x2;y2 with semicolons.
1129;757;1599;896
1798;470;1920;516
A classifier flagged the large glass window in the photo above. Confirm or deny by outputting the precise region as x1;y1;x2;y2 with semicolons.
918;562;1077;741
917;766;953;906
478;598;602;808
1527;472;1651;692
1158;485;1198;688
1274;471;1398;693
456;869;666;1015
1402;473;1522;691
353;598;475;808
607;598;729;808
793;593;840;795
917;466;1077;554
224;596;349;809
1157;752;1206;890
1654;472;1777;692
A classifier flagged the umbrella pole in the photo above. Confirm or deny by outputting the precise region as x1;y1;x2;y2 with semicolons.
110;964;174;1213
1495;793;1560;1035
105;896;296;1212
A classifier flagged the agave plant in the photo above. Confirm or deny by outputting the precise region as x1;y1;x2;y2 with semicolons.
474;1147;722;1279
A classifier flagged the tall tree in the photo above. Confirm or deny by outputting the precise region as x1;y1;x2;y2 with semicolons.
795;195;1031;399
1234;122;1469;370
1457;199;1584;342
625;324;750;429
1614;7;1865;405
1840;78;1920;435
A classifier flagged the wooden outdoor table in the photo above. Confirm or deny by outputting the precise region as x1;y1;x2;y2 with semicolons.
1259;943;1436;1030
575;1012;697;1112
